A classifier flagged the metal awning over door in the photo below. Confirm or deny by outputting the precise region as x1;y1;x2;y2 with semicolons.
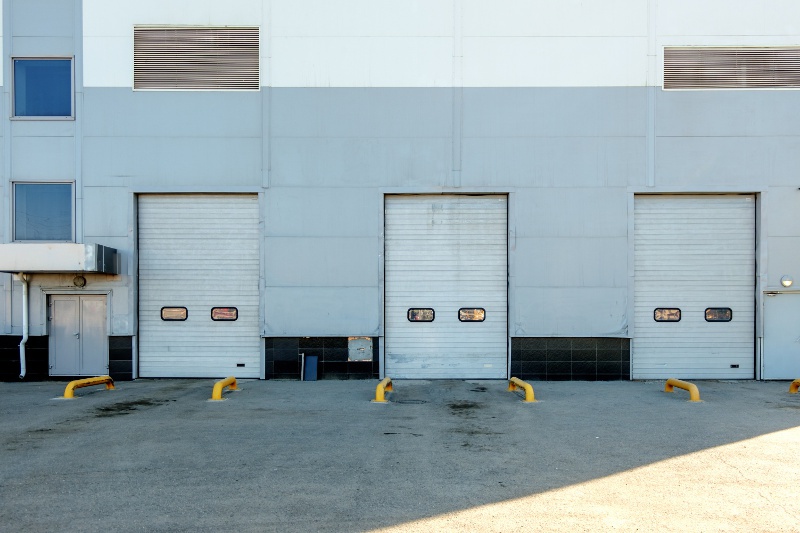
633;195;755;379
138;195;261;378
384;195;508;379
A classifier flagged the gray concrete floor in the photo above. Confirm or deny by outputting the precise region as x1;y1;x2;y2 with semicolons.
1;378;799;532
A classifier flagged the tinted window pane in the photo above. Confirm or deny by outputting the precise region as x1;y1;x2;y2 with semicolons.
407;308;434;322
654;308;681;322
14;59;72;117
14;184;72;241
211;307;238;321
705;308;732;322
458;308;486;322
161;307;188;321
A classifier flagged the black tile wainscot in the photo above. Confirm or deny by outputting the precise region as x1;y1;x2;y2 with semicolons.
511;338;630;381
265;337;380;380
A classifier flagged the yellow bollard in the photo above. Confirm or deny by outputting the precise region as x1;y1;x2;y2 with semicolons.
210;376;238;401
372;377;393;403
508;377;537;402
790;379;800;394
63;376;115;399
664;378;701;402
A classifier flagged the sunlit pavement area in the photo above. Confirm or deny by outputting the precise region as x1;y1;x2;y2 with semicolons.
1;378;799;532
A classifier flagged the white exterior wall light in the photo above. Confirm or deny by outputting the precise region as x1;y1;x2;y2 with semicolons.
780;275;793;288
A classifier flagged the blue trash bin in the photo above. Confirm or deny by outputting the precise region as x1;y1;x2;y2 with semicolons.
303;354;318;381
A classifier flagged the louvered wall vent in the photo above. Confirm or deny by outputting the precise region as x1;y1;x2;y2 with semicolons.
664;47;800;89
134;27;259;90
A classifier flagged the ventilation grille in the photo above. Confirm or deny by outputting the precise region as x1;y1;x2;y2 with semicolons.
664;47;800;89
134;27;259;90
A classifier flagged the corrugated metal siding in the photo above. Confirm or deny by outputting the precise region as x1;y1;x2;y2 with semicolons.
633;195;755;379
384;195;508;379
138;195;261;378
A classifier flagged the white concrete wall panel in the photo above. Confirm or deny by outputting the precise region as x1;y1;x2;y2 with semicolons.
265;237;378;287
657;0;800;37
82;137;262;187
270;36;454;88
10;137;74;180
462;0;647;37
83;0;264;87
463;37;648;87
13;0;74;37
513;287;628;337
265;188;380;237
272;0;453;37
513;188;628;238
264;287;380;336
83;187;129;237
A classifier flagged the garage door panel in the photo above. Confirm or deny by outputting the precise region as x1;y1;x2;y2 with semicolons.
385;195;508;379
138;195;261;378
633;195;755;379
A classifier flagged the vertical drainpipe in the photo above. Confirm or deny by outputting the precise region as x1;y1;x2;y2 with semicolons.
18;273;29;379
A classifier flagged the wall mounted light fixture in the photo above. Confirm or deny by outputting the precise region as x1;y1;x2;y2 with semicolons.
781;275;793;288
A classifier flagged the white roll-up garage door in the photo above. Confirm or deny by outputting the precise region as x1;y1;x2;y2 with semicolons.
633;195;755;379
138;195;261;378
385;195;508;379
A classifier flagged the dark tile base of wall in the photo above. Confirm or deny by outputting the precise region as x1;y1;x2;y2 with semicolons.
0;335;134;382
0;336;48;381
265;337;379;380
511;338;630;381
108;336;133;381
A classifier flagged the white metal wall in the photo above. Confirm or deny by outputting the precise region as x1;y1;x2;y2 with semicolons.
138;195;261;378
633;195;755;379
384;195;508;379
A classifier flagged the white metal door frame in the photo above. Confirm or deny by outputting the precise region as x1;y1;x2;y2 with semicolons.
48;293;109;376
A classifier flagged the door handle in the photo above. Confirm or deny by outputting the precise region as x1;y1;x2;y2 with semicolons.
74;332;80;339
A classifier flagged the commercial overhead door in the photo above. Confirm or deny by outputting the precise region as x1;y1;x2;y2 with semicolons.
384;195;508;379
633;195;755;379
138;195;261;378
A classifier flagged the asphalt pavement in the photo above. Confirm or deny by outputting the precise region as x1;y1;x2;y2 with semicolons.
1;378;799;532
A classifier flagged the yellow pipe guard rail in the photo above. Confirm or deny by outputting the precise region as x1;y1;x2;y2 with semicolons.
508;377;537;402
210;376;238;401
372;377;393;403
664;378;701;402
790;379;800;394
63;375;115;399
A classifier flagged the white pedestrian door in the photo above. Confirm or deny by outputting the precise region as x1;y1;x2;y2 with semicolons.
763;293;800;379
633;195;755;379
138;195;261;378
384;195;508;379
50;295;108;376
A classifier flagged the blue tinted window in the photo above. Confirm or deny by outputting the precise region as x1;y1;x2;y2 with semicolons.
14;59;72;117
14;184;73;241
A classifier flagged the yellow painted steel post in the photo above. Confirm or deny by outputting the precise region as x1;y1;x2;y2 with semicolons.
63;376;115;399
372;377;393;403
664;378;701;402
790;379;800;394
508;377;537;402
210;376;238;401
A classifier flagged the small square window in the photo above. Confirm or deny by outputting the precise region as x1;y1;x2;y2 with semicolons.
13;58;73;118
14;183;73;241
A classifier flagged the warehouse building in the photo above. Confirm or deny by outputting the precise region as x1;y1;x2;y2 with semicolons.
1;0;799;382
